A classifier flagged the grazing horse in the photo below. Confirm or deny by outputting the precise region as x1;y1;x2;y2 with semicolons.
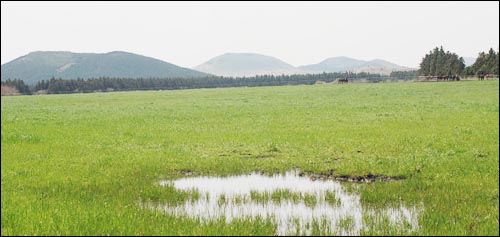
436;75;448;81
478;74;485;81
337;78;348;84
443;75;460;81
428;75;460;82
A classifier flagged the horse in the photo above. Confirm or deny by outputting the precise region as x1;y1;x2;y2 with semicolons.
478;74;485;81
436;75;448;81
337;78;348;84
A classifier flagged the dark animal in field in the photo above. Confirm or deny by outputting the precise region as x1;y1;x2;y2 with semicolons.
436;75;449;81
429;75;460;82
337;78;348;84
478;74;485;80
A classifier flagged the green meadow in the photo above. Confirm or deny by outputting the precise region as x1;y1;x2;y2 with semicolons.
1;80;499;235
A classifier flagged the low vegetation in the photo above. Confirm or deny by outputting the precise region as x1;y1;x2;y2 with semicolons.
1;80;498;235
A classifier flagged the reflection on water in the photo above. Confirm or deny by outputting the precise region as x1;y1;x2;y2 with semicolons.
145;170;422;235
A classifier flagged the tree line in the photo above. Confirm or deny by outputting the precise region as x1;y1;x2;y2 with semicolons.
389;70;418;80
2;72;390;95
0;79;31;95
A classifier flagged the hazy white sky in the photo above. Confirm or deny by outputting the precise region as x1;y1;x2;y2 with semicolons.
1;1;499;68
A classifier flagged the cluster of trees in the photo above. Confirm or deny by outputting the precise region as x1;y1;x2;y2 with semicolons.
469;48;499;76
3;72;390;95
419;46;499;77
419;47;465;76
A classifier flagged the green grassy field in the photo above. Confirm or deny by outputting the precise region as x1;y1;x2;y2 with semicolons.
1;80;499;235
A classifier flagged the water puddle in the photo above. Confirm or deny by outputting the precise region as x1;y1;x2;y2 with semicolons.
144;170;422;235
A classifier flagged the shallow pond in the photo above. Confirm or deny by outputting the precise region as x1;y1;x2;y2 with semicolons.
144;170;422;235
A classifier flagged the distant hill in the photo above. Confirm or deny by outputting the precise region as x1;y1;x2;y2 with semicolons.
299;57;413;75
1;51;210;84
194;53;307;77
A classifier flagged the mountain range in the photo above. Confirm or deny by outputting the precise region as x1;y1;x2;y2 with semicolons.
2;51;414;84
298;56;412;75
194;53;413;77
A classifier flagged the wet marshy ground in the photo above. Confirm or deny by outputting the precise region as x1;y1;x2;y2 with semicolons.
143;170;423;235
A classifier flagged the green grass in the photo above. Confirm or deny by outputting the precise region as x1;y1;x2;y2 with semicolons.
325;191;341;206
1;81;499;235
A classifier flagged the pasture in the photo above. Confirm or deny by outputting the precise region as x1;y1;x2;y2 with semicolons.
1;80;498;235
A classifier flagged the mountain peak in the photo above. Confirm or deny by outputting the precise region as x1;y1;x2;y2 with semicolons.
194;53;306;77
1;51;210;84
369;58;388;63
107;50;129;54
